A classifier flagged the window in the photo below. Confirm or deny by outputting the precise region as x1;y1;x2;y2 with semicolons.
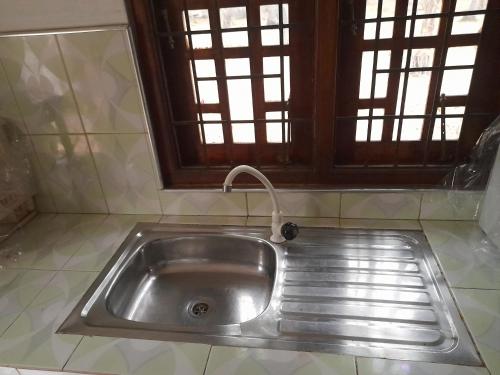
335;0;499;184
128;0;499;187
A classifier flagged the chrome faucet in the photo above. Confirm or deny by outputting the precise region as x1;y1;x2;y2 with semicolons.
223;165;298;243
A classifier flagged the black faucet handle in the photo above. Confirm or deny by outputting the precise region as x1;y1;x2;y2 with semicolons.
281;222;299;241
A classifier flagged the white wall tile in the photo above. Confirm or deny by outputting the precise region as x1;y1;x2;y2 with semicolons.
340;192;422;219
88;134;161;214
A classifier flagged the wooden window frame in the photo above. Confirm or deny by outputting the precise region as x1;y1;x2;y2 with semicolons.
126;0;500;188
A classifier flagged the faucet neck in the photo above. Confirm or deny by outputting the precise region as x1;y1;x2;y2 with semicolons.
223;165;285;243
223;165;281;215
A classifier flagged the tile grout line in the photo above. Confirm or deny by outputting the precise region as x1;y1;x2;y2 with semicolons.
55;34;111;215
61;335;85;372
202;345;213;375
417;191;424;220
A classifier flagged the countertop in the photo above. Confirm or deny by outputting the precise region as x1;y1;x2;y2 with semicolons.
0;214;499;375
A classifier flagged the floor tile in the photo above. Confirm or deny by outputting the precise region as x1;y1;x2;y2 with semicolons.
357;357;488;375
205;346;356;375
65;336;210;375
454;288;500;375
421;221;500;289
0;269;55;335
0;270;97;370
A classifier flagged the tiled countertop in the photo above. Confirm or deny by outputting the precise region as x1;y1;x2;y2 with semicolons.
0;214;499;375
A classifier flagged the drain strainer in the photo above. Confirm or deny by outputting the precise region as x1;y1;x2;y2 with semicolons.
190;302;209;317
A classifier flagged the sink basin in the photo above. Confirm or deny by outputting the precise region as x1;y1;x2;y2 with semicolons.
107;235;276;327
60;224;482;366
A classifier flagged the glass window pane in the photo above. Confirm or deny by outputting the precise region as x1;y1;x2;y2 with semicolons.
199;113;224;144
406;18;441;37
220;7;247;28
407;0;443;15
225;58;250;76
375;73;389;98
266;111;289;143
455;0;488;12
284;56;290;100
393;119;423;141
365;0;378;18
441;69;473;96
232;123;255;143
202;124;224;144
262;29;280;46
404;70;432;114
263;56;281;74
264;77;282;102
359;51;373;99
380;21;394;38
356;109;369;142
186;9;210;31
227;79;253;120
445;46;477;66
190;34;212;49
451;14;485;34
378;50;391;69
382;0;396;17
194;59;216;78
371;108;384;141
432;107;466;140
197;80;219;104
364;23;376;40
222;31;249;48
260;4;289;25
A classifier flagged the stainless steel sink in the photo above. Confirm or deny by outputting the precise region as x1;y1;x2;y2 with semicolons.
107;235;276;327
59;224;482;365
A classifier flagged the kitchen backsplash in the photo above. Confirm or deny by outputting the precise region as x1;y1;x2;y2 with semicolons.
0;28;484;220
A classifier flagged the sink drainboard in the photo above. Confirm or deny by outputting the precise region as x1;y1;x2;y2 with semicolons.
59;224;482;366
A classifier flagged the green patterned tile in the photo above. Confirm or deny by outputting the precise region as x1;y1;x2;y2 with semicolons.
247;192;340;217
65;336;210;375
357;357;488;375
340;192;422;220
340;218;421;230
420;191;483;220
160;215;247;226
87;134;161;214
453;289;500;375
64;214;161;272
0;35;83;134
0;269;55;335
160;191;247;216
421;220;500;289
0;270;97;370
57;30;146;133
205;346;356;375
246;216;340;228
31;135;108;213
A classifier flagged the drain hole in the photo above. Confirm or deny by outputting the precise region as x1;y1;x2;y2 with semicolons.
190;302;209;317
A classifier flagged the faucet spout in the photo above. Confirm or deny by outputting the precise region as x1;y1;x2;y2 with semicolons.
223;165;286;243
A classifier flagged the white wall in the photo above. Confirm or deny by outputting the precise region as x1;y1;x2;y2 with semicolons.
0;0;128;33
480;145;500;248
